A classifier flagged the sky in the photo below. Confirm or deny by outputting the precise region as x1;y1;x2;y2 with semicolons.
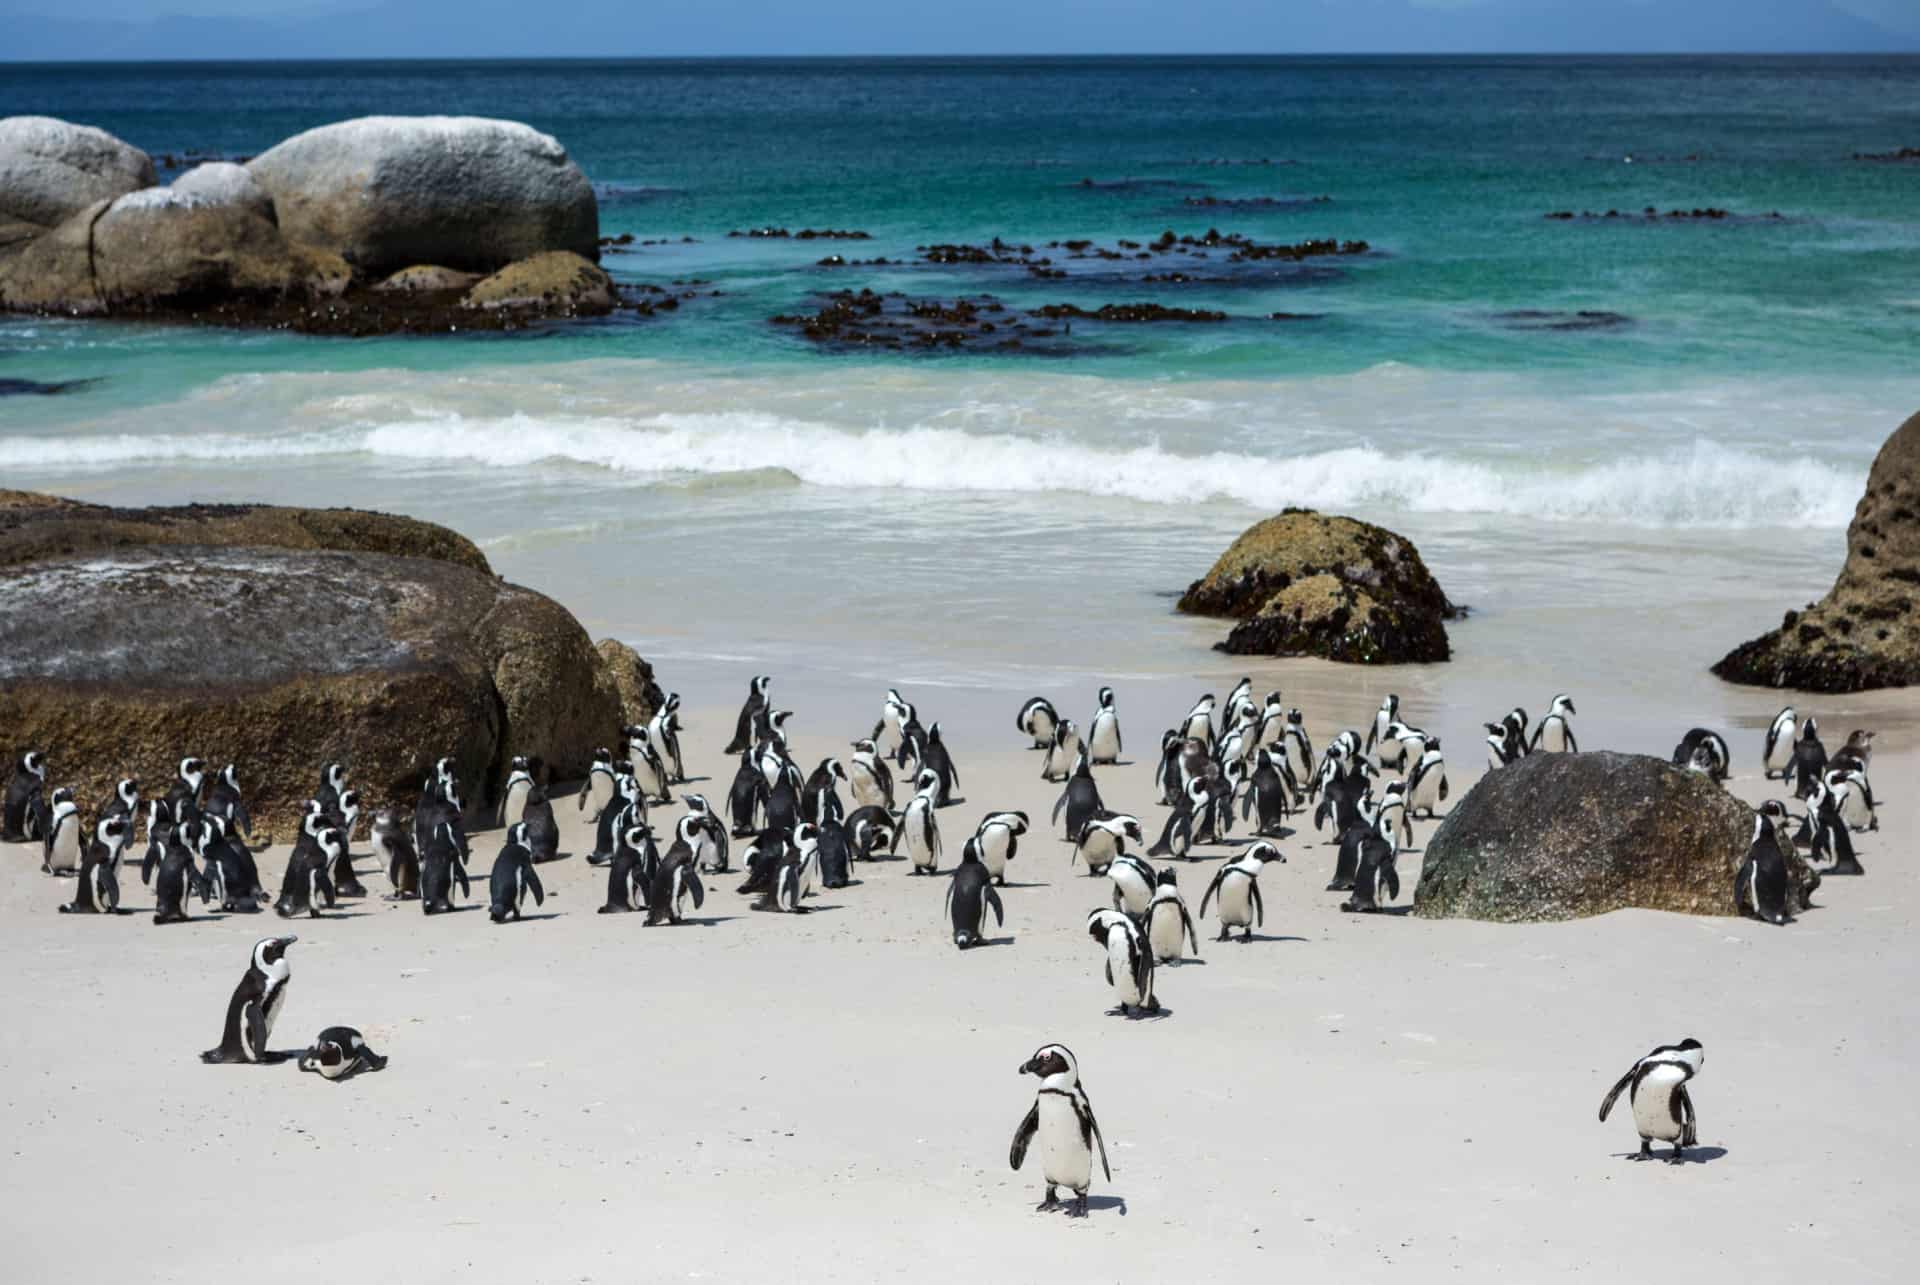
2;0;1917;58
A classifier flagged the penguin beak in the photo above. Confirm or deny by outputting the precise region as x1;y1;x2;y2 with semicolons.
278;935;298;947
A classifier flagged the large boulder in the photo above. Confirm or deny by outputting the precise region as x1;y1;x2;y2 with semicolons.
595;638;665;725
0;491;491;574
247;116;599;276
1413;752;1809;921
1177;509;1458;663
0;116;155;228
0;197;108;313
167;161;276;222
1713;410;1920;691
92;190;304;306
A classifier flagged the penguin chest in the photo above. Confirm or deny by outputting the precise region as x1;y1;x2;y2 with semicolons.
261;981;288;1045
1110;871;1150;916
850;766;881;807
1542;721;1568;753
1090;718;1120;760
503;783;529;829
1037;1094;1092;1190
980;833;1009;878
1080;832;1115;871
1106;936;1141;1004
1147;902;1186;958
1631;1067;1686;1140
1218;873;1254;926
51;821;78;868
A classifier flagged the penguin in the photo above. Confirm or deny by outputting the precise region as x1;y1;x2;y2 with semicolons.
1484;724;1515;770
575;747;617;820
1282;710;1314;784
1340;814;1401;913
761;759;804;835
946;840;1005;948
1016;697;1060;751
1373;781;1413;852
1216;720;1257;773
200;936;296;1065
1529;695;1577;753
1735;812;1795;925
202;814;267;911
1106;851;1157;919
681;793;731;873
1404;740;1449;819
371;809;418;900
1503;708;1531;758
1788;718;1827;800
1326;811;1371;892
1685;744;1721;779
97;776;140;834
1009;1044;1112;1217
275;824;341;919
645;849;706;926
726;749;765;839
1762;706;1797;780
1155;730;1185;806
625;725;673;804
413;771;469;867
1071;813;1141;877
164;757;207;824
894;770;943;874
1050;749;1104;842
1222;676;1256;731
1598;1038;1703;1164
591;768;644;864
1240;748;1294;838
40;786;80;875
1145;868;1201;964
326;793;367;896
1828;764;1877;832
1314;756;1373;840
845;805;894;862
2;749;49;842
1148;776;1206;860
1181;693;1217;751
1040;719;1082;784
1254;692;1287;752
1200;841;1285;942
1806;779;1863;875
487;824;546;923
1088;687;1123;765
519;784;560;863
314;762;348;824
973;811;1029;885
649;692;687;783
59;815;131;914
1835;728;1875;773
599;825;652;914
143;800;177;884
148;818;212;925
878;688;918;764
736;827;791;897
420;821;470;915
725;675;771;755
204;763;251;839
1374;721;1416;771
847;739;895;811
815;816;855;889
1670;728;1731;782
1086;908;1158;1017
496;755;536;830
921;722;961;806
802;757;848;826
753;827;816;914
1365;694;1399;758
298;1027;388;1081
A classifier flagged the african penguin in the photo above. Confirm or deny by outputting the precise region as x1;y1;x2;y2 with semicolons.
1041;719;1082;784
1009;1044;1112;1218
1735;812;1795;926
371;808;419;900
487;824;546;923
497;755;536;830
1088;687;1123;765
973;811;1028;885
1085;909;1158;1016
205;763;251;839
1070;813;1141;877
894;770;943;874
1200;841;1285;942
41;786;80;875
1598;1038;1704;1164
1531;695;1578;753
1145;868;1201;964
847;739;895;810
2;749;49;842
946;841;1006;949
297;1027;388;1081
58;815;130;914
200;936;296;1064
1340;814;1402;913
1017;697;1061;751
1107;851;1157;919
725;675;771;755
576;747;618;820
1762;706;1797;780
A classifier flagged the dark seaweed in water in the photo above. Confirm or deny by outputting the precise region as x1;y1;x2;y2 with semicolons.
771;290;1307;353
1493;310;1633;332
1544;207;1785;223
913;230;1370;287
1182;195;1332;209
0;377;100;397
1070;177;1208;191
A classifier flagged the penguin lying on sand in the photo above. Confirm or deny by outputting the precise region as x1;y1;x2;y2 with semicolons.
298;1026;388;1082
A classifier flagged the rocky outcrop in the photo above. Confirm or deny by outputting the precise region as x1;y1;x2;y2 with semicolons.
594;639;665;725
1177;510;1458;663
167;161;275;221
247;116;598;276
0;116;155;227
1713;410;1920;691
464;251;615;315
1412;752;1812;921
375;265;484;294
0;491;491;573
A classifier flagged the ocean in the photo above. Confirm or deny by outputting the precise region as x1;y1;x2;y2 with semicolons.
3;56;1917;750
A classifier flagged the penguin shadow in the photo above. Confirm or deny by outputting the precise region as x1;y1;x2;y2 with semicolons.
1353;906;1414;918
1231;933;1309;945
1617;1146;1728;1165
996;880;1050;890
966;935;1017;949
500;911;563;923
1160;956;1207;967
660;915;738;928
1108;1006;1173;1022
1083;1195;1128;1216
532;853;574;866
306;909;376;920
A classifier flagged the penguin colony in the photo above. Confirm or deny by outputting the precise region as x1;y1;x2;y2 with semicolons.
0;680;1883;1210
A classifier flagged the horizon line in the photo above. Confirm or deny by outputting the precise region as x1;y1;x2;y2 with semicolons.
4;50;1918;65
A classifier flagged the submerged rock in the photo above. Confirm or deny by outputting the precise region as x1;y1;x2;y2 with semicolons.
1177;510;1458;663
463;250;615;316
1713;410;1920;691
1412;751;1810;921
0;115;155;227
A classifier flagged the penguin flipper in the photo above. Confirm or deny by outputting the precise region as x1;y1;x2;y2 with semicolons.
1249;879;1264;928
986;884;1005;927
1439;776;1449;802
1566;728;1579;754
527;864;545;907
1180;903;1201;956
1597;1067;1637;1122
1079;1093;1113;1182
245;1001;267;1064
1199;868;1225;919
1009;1102;1040;1171
1382;861;1401;903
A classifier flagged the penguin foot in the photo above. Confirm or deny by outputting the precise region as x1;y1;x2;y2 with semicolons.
1069;1193;1090;1218
1667;1146;1686;1165
1635;1139;1652;1160
1215;930;1229;942
1036;1187;1060;1212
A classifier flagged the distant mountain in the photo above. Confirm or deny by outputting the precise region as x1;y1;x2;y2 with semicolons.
1;0;1913;61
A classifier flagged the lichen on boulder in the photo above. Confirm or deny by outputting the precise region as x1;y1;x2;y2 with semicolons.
1713;410;1920;691
464;250;614;315
1177;509;1458;663
594;638;665;725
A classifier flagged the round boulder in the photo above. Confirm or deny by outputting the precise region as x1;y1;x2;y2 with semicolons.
1178;509;1458;662
595;637;665;724
1412;751;1804;921
464;251;615;314
247;116;599;277
168;161;276;222
0;115;155;227
92;190;301;305
1714;410;1920;691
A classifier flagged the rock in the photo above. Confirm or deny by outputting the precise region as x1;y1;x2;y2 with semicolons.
1177;510;1458;663
594;638;664;725
248;116;598;276
92;192;302;305
375;264;484;294
463;251;615;315
168;161;275;221
0;491;492;574
1713;411;1920;691
0;116;155;228
1412;751;1811;921
0;220;45;253
0;197;110;313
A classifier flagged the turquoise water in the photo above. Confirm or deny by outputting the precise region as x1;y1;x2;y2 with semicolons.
2;57;1917;729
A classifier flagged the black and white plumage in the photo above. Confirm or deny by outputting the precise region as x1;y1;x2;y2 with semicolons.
946;841;1005;948
680;793;730;873
1240;748;1297;838
201;813;267;911
1788;718;1828;800
371;808;418;900
59;816;130;914
2;749;49;842
845;805;894;862
1805;779;1864;876
1144;868;1201;964
1761;706;1797;780
1670;728;1731;783
725;749;763;839
1009;1044;1111;1217
487;824;546;923
1181;694;1217;751
1735;812;1795;925
1404;740;1449;819
973;810;1028;886
420;821;470;915
645;851;706;926
1598;1038;1704;1164
1088;687;1123;765
204;763;251;839
847;738;895;811
625;725;674;804
814;816;855;889
327;793;367;896
649;692;687;783
753;824;817;914
1070;813;1141;877
1365;694;1400;757
1040;719;1082;784
200;936;296;1065
97;776;140;835
1200;841;1285;942
148;817;212;925
599;824;653;914
894;770;943;875
496;755;537;830
1016;696;1061;750
725;675;771;755
275;822;341;919
1051;749;1104;842
314;762;348;828
1106;851;1157;918
163;757;207;826
1148;776;1210;860
40;786;79;875
1530;694;1578;753
802;757;848;826
297;1027;388;1081
1282;710;1314;784
576;747;618;820
1086;909;1157;1017
921;722;961;806
1340;814;1401;913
